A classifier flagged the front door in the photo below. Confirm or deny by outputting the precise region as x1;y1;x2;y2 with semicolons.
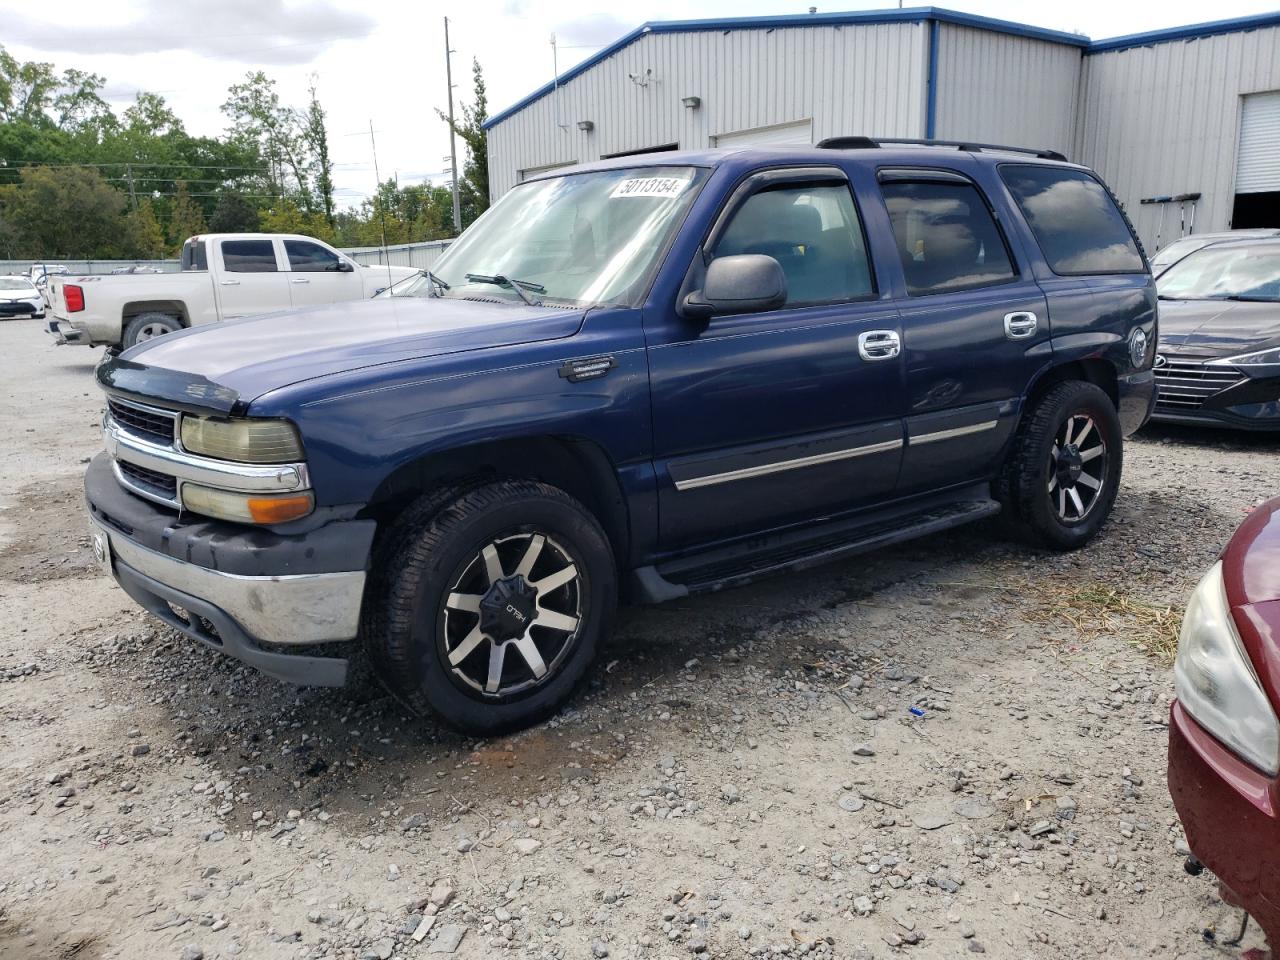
873;167;1049;495
645;167;906;553
283;238;364;307
214;238;292;318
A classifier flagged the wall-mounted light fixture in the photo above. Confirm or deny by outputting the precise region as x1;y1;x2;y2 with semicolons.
577;120;594;132
681;96;701;109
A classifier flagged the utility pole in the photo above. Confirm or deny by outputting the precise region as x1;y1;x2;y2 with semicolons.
125;164;138;211
444;16;462;235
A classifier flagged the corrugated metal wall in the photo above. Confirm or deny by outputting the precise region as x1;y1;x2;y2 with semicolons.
488;22;928;197
932;24;1081;156
1076;26;1280;250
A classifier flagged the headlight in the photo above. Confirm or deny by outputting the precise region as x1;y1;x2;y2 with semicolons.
1208;346;1280;368
1174;561;1280;774
182;484;314;524
181;417;304;463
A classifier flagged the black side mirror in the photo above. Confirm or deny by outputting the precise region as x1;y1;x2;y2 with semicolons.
337;260;355;273
682;254;786;319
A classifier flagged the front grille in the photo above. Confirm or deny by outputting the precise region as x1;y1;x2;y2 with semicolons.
108;398;176;446
1153;357;1246;412
118;460;178;500
0;301;34;314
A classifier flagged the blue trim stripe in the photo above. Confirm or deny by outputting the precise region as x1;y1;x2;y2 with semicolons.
925;18;940;140
483;7;1280;129
1086;10;1280;54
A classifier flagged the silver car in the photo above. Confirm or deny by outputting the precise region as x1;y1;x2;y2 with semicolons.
1150;229;1280;277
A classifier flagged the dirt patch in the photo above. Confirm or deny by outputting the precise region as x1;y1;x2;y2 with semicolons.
0;474;96;584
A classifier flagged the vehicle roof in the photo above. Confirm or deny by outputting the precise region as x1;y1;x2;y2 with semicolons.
1164;229;1280;244
525;143;1083;184
1187;237;1280;252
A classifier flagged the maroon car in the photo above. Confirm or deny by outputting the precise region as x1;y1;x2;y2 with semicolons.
1170;496;1280;949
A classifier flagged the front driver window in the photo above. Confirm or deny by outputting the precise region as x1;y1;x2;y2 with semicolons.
713;183;875;306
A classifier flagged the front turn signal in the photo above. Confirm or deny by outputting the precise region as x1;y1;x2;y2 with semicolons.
182;484;314;525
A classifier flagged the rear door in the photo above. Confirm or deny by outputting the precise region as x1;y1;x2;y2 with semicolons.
874;165;1049;495
214;238;291;318
283;238;364;307
645;165;906;552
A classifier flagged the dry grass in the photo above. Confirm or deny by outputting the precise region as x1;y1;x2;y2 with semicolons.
1032;582;1183;661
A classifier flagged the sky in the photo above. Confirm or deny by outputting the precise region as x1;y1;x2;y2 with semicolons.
1;0;1276;210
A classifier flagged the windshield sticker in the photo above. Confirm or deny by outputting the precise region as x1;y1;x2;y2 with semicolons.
610;176;689;199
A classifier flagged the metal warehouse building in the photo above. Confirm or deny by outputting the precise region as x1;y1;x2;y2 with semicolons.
482;7;1280;251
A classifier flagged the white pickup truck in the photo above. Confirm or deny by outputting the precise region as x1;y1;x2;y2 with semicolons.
47;233;417;349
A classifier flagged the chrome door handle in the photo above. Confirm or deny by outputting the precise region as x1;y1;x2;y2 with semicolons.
291;277;310;284
858;330;901;361
219;280;240;286
1004;311;1038;340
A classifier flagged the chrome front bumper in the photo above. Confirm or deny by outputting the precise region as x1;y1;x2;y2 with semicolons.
90;516;365;647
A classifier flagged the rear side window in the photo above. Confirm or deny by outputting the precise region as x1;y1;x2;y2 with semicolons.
180;239;208;271
285;239;342;272
221;239;278;273
713;183;875;306
880;180;1017;296
1000;165;1145;275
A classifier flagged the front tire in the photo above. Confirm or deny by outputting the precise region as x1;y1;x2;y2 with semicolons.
1000;381;1122;550
363;480;616;735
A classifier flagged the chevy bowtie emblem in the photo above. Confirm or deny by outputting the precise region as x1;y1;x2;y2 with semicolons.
1154;354;1168;368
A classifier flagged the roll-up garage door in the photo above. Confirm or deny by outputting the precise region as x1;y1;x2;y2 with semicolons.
1236;91;1280;194
713;120;813;149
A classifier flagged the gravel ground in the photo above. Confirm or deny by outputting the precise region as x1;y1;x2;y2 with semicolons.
2;317;1279;960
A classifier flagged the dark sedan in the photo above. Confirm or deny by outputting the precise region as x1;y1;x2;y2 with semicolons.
1152;239;1280;430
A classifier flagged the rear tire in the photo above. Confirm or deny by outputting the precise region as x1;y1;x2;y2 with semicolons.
1000;381;1122;550
123;313;182;349
362;480;616;735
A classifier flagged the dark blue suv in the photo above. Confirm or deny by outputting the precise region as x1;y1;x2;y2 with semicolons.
87;140;1156;732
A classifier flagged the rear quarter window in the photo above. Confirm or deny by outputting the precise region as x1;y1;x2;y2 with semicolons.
1000;165;1145;275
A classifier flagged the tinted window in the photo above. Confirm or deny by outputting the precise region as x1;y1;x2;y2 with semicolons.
713;183;874;305
221;239;277;273
880;180;1016;296
1001;165;1144;275
285;239;342;272
181;239;208;272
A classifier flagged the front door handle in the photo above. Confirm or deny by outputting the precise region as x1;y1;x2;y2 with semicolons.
858;330;901;361
219;280;240;286
291;277;311;284
1004;311;1038;340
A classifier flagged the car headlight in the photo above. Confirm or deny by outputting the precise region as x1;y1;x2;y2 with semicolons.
180;417;304;463
182;484;314;524
1208;346;1280;368
1174;561;1280;774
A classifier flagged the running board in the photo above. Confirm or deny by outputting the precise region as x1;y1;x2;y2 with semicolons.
631;496;1000;602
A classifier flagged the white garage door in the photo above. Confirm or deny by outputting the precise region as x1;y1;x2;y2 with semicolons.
1236;91;1280;193
713;120;813;149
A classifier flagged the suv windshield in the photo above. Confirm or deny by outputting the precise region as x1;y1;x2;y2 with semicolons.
1157;243;1280;301
431;165;708;308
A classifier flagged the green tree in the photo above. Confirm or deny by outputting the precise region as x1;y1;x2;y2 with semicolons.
3;165;126;256
168;181;207;250
260;199;334;243
304;77;335;227
437;58;489;228
122;199;165;258
222;71;310;208
209;190;261;233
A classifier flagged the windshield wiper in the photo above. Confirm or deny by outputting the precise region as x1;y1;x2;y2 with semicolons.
464;273;545;306
1219;295;1279;302
426;271;450;295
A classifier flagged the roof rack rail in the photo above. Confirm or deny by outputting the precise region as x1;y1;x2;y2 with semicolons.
815;136;1067;163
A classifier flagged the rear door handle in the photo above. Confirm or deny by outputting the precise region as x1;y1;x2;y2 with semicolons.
219;280;240;286
291;278;310;284
858;330;901;361
1004;311;1038;340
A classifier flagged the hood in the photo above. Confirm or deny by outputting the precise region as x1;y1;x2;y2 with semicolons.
102;296;585;413
1224;498;1280;607
1158;299;1280;357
